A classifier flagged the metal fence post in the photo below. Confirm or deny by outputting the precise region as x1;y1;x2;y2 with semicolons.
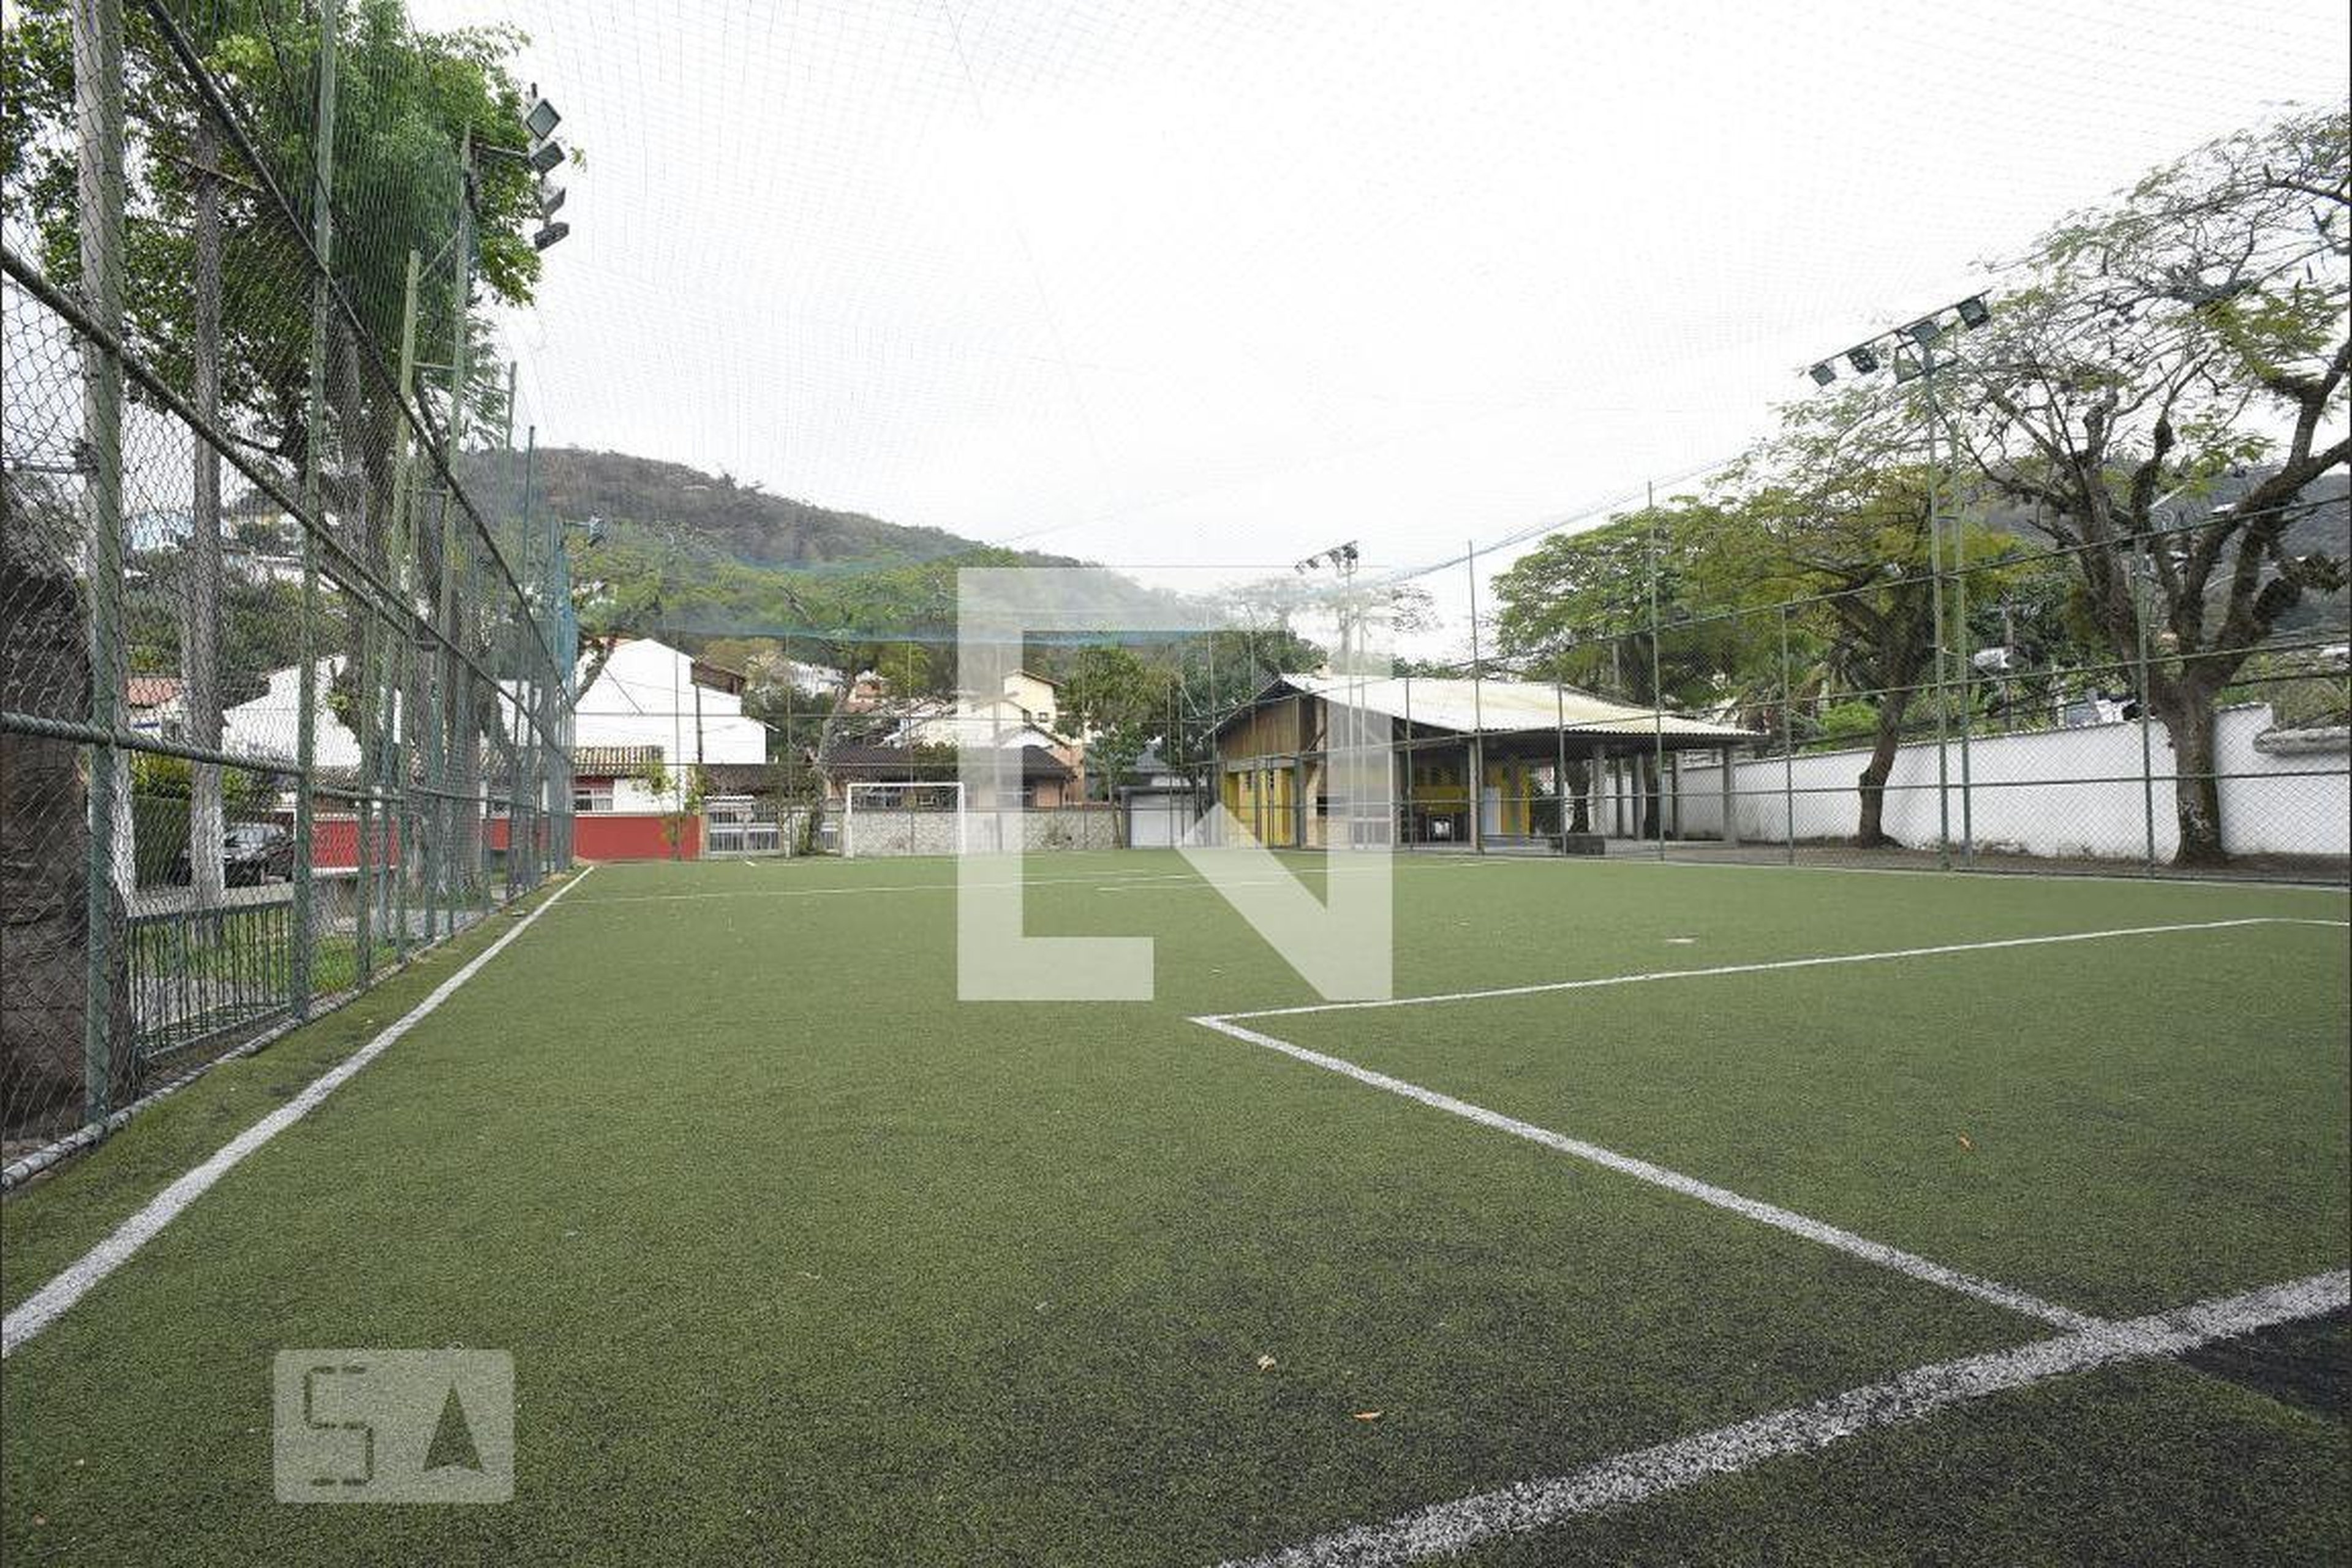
1779;603;1795;863
2135;538;2160;873
292;0;339;1018
1646;494;1665;859
1955;538;1975;866
75;0;127;1121
1466;540;1485;854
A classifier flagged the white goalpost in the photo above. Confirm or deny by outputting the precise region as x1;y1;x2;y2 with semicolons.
841;780;966;859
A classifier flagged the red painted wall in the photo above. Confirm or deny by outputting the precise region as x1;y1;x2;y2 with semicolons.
573;813;703;861
305;811;697;865
309;815;400;870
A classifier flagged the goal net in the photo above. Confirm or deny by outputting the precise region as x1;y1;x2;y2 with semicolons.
842;780;965;859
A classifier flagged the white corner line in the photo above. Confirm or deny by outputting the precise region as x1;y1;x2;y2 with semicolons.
1;866;598;1360
1188;1015;2096;1330
1210;1268;2351;1568
1217;918;2305;1022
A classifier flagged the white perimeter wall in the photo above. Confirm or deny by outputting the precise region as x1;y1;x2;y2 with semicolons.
1667;704;2348;861
846;807;1120;857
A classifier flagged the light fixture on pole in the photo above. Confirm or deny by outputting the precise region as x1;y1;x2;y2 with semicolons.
1802;292;1996;869
479;85;573;251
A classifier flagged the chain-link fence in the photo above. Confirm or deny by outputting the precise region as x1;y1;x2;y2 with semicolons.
1182;510;2346;882
3;0;575;1174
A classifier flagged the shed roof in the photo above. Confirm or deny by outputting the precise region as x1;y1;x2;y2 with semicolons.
573;744;665;777
1232;673;1757;744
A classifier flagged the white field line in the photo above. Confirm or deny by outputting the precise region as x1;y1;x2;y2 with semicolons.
560;856;1502;908
1217;917;2314;1022
565;869;1207;905
1189;1016;2095;1330
1472;848;2352;897
1;866;598;1359
1213;1269;2351;1568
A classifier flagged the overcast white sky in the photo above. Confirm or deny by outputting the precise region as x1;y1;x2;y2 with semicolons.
416;0;2348;627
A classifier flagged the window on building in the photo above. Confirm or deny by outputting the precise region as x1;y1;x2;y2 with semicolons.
573;782;614;813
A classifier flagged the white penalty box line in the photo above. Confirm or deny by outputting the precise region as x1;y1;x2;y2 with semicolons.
1190;916;2348;1332
1194;916;2350;1565
1212;1267;2352;1568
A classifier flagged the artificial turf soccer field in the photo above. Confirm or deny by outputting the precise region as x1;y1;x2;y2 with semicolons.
2;851;2346;1566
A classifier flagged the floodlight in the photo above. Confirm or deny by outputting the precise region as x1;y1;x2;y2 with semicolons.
1846;343;1880;375
1807;361;1836;386
538;184;567;219
1893;351;1922;383
1905;317;1942;347
527;138;565;175
1340;542;1359;564
524;97;562;140
533;221;570;251
1955;294;1991;328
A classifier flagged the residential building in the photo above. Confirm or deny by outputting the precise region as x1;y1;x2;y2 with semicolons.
568;638;768;813
125;676;187;739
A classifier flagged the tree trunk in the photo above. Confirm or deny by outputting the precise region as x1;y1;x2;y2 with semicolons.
1567;758;1591;834
1;488;135;1134
1853;690;1915;848
1638;752;1662;840
2156;686;2228;866
186;113;227;907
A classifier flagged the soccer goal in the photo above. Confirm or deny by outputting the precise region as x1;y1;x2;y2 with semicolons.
841;780;965;859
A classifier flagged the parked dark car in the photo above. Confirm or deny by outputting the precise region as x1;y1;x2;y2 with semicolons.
167;822;296;886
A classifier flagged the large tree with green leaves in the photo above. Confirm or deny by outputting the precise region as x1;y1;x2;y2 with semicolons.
1940;107;2349;864
1060;644;1174;839
1728;463;2026;847
5;0;552;897
1491;499;1776;838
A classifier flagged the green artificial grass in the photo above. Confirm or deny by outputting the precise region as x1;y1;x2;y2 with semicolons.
2;852;2345;1565
2;877;576;1316
1464;1358;2351;1566
1265;917;2351;1317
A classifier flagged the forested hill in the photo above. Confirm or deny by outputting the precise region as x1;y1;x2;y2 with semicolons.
481;447;1077;568
1977;467;2348;633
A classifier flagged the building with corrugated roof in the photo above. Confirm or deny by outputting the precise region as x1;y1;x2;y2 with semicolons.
1207;672;1758;851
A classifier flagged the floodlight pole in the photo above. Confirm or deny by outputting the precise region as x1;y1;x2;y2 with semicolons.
1920;337;1953;870
1804;295;1991;870
1298;539;1364;851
